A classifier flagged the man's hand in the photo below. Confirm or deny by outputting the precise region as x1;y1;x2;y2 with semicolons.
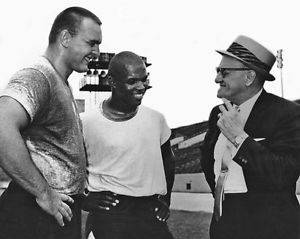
153;196;170;222
217;100;245;144
81;192;119;212
36;188;74;227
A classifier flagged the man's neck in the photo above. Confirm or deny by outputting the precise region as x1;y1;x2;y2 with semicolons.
108;96;138;114
234;87;263;106
44;47;72;82
102;98;138;122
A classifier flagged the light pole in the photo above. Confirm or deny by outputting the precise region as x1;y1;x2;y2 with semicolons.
276;49;284;98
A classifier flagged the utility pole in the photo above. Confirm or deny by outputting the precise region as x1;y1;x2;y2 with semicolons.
276;49;284;98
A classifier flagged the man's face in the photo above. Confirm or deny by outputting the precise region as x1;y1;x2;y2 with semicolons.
114;63;149;108
215;56;249;104
67;18;102;72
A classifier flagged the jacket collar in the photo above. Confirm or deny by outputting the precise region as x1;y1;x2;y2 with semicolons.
244;89;271;137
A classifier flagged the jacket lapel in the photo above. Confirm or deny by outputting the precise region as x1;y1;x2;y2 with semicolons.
244;89;271;138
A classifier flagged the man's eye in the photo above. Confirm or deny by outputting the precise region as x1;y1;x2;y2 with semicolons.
144;78;149;85
87;41;95;47
221;70;228;77
216;69;228;77
141;78;148;83
127;79;136;85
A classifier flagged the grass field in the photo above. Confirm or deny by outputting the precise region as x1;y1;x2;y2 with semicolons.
168;210;211;239
82;210;212;239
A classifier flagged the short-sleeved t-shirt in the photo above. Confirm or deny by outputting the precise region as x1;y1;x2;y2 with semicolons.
81;103;171;197
0;57;86;195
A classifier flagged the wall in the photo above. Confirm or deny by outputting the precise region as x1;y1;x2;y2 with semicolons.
173;173;211;193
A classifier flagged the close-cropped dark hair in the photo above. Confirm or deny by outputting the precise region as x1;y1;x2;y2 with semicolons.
48;6;102;44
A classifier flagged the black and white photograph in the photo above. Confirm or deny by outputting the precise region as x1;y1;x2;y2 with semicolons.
0;1;299;238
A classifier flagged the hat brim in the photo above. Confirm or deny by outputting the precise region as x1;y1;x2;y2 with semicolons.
216;50;275;81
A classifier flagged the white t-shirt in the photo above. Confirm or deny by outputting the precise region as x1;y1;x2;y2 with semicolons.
81;103;171;197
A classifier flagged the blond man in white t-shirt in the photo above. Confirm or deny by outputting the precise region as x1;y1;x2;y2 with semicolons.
81;51;175;239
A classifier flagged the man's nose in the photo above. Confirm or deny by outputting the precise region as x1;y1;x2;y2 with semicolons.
136;81;146;90
215;74;223;83
92;45;100;58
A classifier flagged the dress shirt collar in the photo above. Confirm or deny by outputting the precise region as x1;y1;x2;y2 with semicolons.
237;88;263;123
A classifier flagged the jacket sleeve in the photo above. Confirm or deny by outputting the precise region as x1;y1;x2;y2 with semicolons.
201;106;220;195
233;107;300;191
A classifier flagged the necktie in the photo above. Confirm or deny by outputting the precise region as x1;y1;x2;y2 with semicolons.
213;143;231;221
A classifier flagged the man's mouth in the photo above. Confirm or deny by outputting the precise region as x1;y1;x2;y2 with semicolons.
84;56;93;64
134;91;145;99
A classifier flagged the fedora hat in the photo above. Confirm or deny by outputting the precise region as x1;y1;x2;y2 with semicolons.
216;35;276;81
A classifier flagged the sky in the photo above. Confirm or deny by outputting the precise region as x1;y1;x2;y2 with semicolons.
0;0;299;128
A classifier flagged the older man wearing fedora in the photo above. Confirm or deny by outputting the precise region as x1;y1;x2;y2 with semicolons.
201;35;300;239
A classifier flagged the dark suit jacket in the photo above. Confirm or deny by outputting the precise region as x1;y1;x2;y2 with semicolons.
201;90;300;237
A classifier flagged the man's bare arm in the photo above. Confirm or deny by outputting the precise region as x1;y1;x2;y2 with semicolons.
0;96;73;226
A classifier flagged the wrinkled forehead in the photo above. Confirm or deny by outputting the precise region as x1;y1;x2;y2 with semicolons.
219;55;246;68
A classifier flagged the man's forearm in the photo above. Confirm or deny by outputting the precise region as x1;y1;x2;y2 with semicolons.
0;125;50;199
162;161;174;205
161;140;175;206
234;137;300;190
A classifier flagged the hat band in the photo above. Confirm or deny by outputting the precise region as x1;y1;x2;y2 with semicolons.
227;43;271;72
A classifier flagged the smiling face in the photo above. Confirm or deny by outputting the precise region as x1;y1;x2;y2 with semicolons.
113;61;149;108
66;17;102;73
215;55;250;104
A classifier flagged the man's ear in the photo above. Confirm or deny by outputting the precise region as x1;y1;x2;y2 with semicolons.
245;70;256;86
60;30;72;48
108;75;116;88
